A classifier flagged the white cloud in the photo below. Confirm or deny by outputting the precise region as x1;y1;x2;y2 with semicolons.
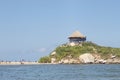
38;48;47;52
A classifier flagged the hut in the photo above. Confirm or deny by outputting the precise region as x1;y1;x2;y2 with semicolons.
68;31;86;45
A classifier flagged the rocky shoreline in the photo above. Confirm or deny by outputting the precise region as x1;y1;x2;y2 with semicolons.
51;53;120;64
41;42;120;64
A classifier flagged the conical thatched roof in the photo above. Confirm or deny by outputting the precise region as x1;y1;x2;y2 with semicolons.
69;31;85;38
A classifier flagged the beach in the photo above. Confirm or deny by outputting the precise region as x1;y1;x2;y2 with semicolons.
0;61;58;65
0;61;40;65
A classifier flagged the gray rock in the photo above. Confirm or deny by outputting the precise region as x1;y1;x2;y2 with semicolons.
79;53;95;63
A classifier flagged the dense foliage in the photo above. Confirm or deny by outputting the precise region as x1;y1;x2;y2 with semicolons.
53;42;120;61
39;42;120;62
38;56;51;63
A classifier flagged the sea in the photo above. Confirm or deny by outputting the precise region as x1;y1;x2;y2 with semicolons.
0;64;120;80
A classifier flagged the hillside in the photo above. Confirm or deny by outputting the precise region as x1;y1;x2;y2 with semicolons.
39;42;120;64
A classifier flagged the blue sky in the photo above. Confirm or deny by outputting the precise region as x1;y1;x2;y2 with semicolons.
0;0;120;61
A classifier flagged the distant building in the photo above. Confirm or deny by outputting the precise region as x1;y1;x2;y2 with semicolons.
68;31;86;46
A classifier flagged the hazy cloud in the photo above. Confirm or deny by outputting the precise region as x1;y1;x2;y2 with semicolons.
37;48;47;53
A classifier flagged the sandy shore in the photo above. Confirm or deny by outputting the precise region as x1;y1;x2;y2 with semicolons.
0;61;38;65
0;61;58;65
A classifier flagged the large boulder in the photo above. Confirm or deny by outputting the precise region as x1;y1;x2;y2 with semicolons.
79;53;95;63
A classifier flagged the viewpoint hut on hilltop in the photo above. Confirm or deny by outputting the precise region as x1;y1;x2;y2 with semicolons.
68;31;86;46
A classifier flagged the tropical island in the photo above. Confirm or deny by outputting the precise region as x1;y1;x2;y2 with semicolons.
39;31;120;64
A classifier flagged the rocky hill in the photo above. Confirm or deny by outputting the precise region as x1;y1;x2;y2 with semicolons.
38;42;120;64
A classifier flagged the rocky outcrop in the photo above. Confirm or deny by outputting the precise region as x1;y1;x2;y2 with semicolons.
50;50;120;64
79;53;95;63
51;58;56;63
106;58;120;64
59;58;80;64
50;53;120;64
40;41;120;64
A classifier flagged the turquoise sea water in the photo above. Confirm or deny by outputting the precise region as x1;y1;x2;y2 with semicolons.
0;64;120;80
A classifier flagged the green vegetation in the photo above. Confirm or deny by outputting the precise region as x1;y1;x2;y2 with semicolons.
38;42;120;62
82;42;120;59
38;56;51;63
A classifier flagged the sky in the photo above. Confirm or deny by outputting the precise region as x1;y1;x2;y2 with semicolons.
0;0;120;61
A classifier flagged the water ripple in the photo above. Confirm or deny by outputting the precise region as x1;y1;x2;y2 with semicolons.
0;64;120;80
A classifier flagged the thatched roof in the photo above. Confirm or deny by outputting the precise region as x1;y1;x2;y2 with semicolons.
69;31;85;38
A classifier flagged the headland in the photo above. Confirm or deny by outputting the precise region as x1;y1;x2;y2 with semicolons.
39;31;120;64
